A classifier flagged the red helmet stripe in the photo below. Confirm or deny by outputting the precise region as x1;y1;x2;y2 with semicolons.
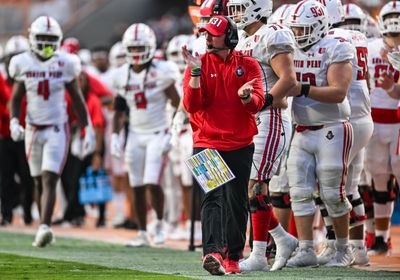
293;0;307;21
47;16;51;31
345;4;350;15
394;1;397;8
134;24;138;41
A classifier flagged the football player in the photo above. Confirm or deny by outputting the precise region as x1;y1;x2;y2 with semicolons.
365;1;400;255
227;0;299;271
111;23;180;247
9;16;95;247
312;0;373;266
286;0;355;267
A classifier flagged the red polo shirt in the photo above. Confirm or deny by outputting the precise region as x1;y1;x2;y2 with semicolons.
0;74;27;138
183;50;265;151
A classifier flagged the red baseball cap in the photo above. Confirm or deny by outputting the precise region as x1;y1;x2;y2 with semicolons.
199;16;229;36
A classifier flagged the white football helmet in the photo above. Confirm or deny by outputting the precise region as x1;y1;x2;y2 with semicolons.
288;0;329;50
227;0;273;30
316;0;344;27
365;15;380;38
378;1;400;35
197;0;225;30
267;4;295;26
5;35;29;57
109;41;125;68
166;34;195;72
28;16;62;59
340;4;367;33
122;23;156;65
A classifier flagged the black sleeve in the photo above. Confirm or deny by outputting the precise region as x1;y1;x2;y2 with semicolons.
113;95;127;111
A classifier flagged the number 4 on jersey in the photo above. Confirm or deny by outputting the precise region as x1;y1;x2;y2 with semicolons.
38;79;50;100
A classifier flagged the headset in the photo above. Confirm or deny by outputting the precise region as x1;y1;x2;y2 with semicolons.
222;16;239;49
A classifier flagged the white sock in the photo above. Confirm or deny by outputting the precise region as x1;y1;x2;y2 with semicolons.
39;224;49;230
269;224;287;244
299;240;313;249
350;239;365;248
335;237;349;250
365;219;374;233
252;241;267;257
375;229;390;243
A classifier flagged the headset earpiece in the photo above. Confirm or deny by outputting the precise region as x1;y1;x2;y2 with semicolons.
222;16;238;49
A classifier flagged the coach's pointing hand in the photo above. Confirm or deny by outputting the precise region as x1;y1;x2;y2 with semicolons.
238;78;257;103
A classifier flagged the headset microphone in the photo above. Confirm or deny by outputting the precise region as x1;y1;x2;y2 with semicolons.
207;44;229;51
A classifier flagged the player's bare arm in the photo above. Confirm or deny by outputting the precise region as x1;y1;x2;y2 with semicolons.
65;79;89;127
164;83;180;108
307;62;353;103
270;52;299;107
10;81;26;119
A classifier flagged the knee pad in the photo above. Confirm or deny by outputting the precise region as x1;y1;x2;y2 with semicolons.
372;183;396;204
359;184;374;219
348;192;366;229
320;188;352;218
315;196;328;218
249;195;271;213
270;193;291;209
315;196;333;227
290;187;315;216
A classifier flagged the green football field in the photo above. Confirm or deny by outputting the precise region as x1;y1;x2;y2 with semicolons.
0;231;399;279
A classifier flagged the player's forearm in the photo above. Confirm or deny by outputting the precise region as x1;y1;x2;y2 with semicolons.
73;99;89;127
66;80;89;127
307;85;348;103
270;75;298;99
10;83;25;120
112;111;124;133
10;96;22;120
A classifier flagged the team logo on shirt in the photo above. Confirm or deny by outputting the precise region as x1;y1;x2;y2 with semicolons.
326;131;334;140
236;66;244;77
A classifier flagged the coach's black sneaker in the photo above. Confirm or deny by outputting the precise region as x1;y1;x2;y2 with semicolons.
368;236;389;255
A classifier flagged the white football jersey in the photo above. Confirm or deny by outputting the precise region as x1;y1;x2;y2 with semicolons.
292;36;354;126
326;28;371;118
235;23;296;92
9;51;81;125
112;60;179;133
368;38;400;110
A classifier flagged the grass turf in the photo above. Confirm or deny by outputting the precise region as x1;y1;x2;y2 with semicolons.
0;252;192;280
0;231;399;279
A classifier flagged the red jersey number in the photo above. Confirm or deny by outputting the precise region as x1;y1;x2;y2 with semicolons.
134;92;147;109
296;72;317;86
356;47;368;80
38;80;50;100
374;65;400;88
